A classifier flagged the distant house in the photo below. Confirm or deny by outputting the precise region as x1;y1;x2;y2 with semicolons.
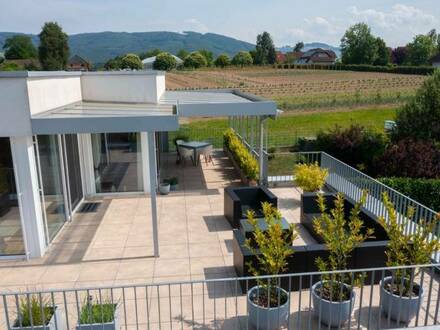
142;55;183;70
276;51;304;64
431;53;440;68
296;48;336;65
276;52;286;63
67;55;91;71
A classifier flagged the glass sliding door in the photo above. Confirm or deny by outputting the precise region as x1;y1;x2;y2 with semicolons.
91;133;143;193
36;135;67;242
0;138;25;255
64;134;83;212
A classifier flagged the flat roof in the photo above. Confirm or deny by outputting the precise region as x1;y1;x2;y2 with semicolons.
160;89;278;118
31;101;178;134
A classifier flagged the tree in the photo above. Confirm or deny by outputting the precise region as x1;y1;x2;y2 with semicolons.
254;31;276;65
394;70;440;142
198;49;213;66
214;54;230;68
121;53;142;70
231;51;253;67
104;56;123;70
293;41;304;52
406;34;436;66
374;37;391;66
183;51;207;69
139;48;161;60
153;52;177;71
391;47;408;65
38;22;69;70
177;49;189;60
340;23;378;65
3;35;37;59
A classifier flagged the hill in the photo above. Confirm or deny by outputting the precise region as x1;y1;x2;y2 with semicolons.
0;31;254;65
278;42;341;57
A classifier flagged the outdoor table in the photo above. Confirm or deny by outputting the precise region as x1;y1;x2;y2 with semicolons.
179;141;212;165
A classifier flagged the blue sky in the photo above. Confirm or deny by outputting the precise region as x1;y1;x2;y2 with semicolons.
0;0;439;47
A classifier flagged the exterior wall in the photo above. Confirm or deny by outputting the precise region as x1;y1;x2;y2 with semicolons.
27;76;83;116
81;72;165;103
0;78;32;137
155;74;166;101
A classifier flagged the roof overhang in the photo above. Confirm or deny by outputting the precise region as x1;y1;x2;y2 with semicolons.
31;101;179;134
161;89;278;118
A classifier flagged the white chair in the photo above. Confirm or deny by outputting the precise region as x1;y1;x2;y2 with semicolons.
178;146;194;166
175;140;184;163
201;145;214;165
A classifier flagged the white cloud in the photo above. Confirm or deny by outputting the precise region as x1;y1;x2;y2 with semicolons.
183;18;209;33
348;4;437;38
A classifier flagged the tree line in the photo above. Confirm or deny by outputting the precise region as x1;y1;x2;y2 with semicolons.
1;22;69;71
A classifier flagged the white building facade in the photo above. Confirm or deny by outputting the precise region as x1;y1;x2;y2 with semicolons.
0;71;277;260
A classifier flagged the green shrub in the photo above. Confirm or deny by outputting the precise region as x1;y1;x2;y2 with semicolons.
244;202;297;307
153;52;177;71
379;177;440;211
231;51;253;67
315;124;388;175
294;163;328;192
223;128;259;181
214;54;230;68
183;52;207;69
121;53;142;70
15;295;54;327
79;298;117;325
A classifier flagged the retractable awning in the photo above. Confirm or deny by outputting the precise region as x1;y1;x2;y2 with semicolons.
160;89;278;118
31;101;179;134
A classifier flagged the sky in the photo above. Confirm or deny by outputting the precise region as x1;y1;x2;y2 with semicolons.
0;0;439;47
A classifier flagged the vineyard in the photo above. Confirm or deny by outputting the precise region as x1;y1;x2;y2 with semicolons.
166;67;426;111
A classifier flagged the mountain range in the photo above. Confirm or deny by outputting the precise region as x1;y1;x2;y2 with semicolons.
0;30;339;64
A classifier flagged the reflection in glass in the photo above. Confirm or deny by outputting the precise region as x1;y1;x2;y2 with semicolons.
0;138;25;255
91;133;143;193
37;135;66;242
64;134;83;211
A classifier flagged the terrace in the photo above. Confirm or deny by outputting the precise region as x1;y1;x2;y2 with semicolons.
0;71;438;330
0;149;439;329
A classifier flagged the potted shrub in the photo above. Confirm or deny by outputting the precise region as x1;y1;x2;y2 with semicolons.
312;191;373;328
11;295;64;330
294;163;329;217
159;181;170;195
378;193;440;324
244;202;297;330
168;177;179;191
77;296;119;330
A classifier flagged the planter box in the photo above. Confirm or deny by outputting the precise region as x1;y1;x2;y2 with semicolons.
240;217;291;247
76;304;119;330
11;306;64;330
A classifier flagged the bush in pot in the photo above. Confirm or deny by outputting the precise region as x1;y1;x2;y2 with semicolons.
12;295;63;330
294;162;328;192
312;191;373;327
378;193;440;324
77;296;119;330
244;202;297;330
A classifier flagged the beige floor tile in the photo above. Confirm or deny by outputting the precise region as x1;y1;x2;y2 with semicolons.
154;258;190;277
189;243;223;258
116;259;155;280
78;261;120;282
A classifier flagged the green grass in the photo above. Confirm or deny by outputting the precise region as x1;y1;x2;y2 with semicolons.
170;107;397;149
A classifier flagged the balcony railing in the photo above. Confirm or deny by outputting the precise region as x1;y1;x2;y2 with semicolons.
268;151;440;263
1;264;438;329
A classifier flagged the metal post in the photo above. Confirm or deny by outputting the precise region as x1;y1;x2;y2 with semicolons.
259;117;265;186
147;131;160;257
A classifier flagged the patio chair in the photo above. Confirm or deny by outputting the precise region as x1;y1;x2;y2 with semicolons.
200;145;214;165
175;139;184;163
178;146;194;166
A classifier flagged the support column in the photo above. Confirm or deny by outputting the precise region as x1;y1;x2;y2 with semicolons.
10;136;46;258
147;132;159;257
259;118;267;186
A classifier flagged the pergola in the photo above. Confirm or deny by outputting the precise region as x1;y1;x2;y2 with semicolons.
31;88;278;258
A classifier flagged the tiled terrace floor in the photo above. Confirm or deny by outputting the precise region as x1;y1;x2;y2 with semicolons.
0;151;438;329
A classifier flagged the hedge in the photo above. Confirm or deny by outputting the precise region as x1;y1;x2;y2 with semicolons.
274;63;436;75
379;177;440;211
223;129;259;181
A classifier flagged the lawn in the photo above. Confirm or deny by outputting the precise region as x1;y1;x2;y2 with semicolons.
170;106;397;149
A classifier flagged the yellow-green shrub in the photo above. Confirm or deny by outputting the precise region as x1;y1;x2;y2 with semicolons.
294;162;328;192
223;129;259;181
